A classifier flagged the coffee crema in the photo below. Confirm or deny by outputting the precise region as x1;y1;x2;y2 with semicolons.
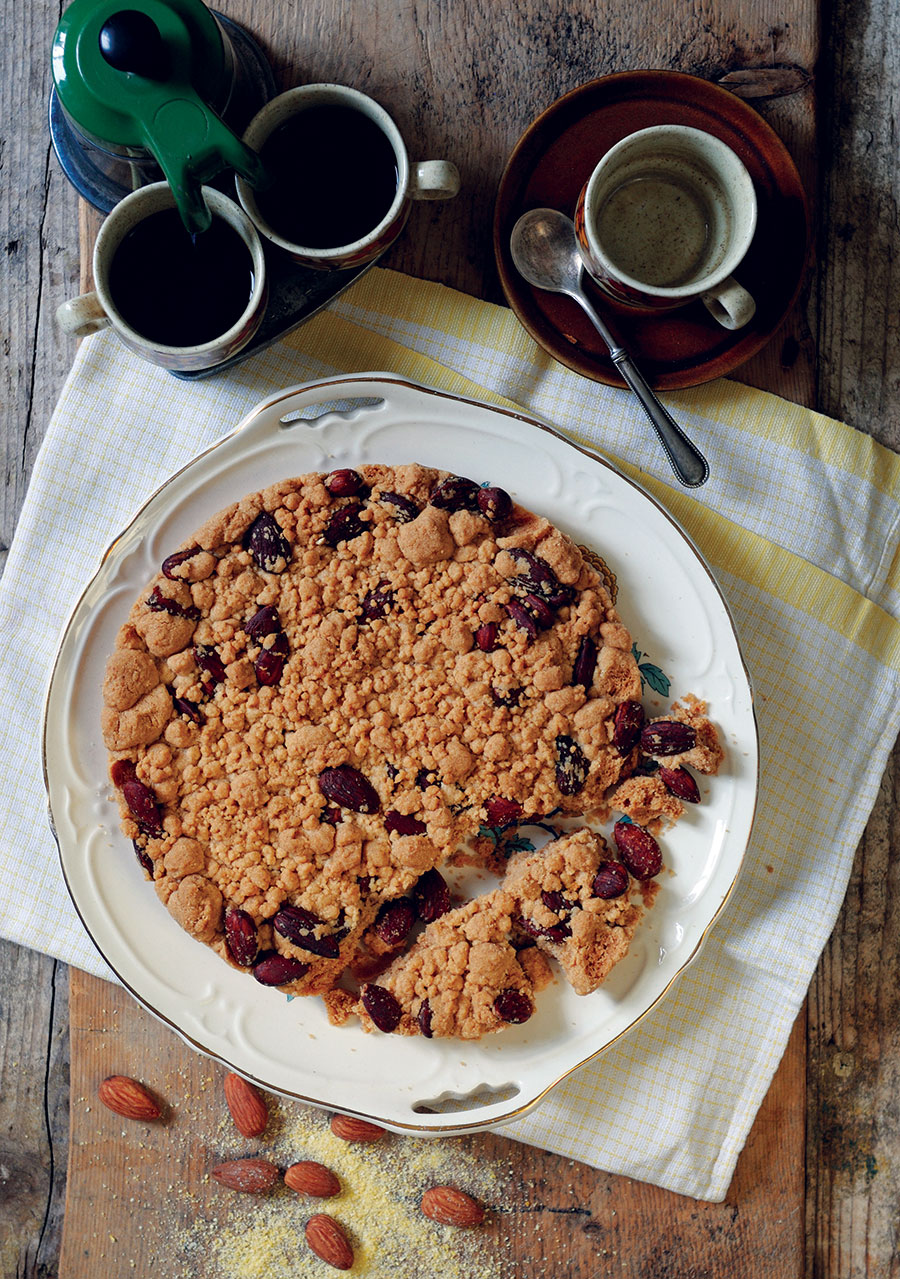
594;162;730;289
254;104;400;249
108;209;255;347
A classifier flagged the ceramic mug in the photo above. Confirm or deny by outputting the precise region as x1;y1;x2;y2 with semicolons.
574;125;758;330
236;83;461;270
56;183;268;372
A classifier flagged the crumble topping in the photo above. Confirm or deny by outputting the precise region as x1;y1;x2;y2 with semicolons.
101;463;722;1038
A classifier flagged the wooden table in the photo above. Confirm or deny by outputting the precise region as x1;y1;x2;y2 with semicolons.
2;1;899;1275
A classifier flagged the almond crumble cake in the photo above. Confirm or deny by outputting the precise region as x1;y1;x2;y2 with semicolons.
100;463;722;1039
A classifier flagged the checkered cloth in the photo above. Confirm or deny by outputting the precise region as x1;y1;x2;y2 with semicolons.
3;267;900;1200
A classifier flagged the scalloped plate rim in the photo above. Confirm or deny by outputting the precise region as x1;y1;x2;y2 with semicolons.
43;371;759;1135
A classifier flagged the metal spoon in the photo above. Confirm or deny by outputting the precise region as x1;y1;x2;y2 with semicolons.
510;208;709;488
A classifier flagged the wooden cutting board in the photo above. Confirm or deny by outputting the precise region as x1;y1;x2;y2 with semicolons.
60;2;816;1271
61;968;806;1277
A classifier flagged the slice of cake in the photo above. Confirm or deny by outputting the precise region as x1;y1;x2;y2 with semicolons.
355;891;553;1040
503;827;654;996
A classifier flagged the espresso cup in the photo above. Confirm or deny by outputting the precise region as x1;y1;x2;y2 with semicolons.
236;83;461;270
574;125;757;330
56;183;268;372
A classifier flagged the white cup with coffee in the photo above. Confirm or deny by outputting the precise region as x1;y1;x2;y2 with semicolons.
56;183;268;371
236;83;461;271
574;125;757;330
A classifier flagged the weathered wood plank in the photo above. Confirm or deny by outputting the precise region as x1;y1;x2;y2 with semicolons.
815;0;900;449
0;942;69;1279
805;0;900;1273
0;2;78;1276
806;753;900;1279
0;0;80;567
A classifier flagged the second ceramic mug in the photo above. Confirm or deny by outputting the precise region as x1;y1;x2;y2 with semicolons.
236;83;461;270
55;183;268;372
575;125;758;330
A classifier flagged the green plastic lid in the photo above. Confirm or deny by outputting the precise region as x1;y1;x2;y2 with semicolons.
52;0;267;232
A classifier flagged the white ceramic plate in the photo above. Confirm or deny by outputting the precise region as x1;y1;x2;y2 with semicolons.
44;373;758;1135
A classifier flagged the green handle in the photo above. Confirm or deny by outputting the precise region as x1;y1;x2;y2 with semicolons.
141;95;268;234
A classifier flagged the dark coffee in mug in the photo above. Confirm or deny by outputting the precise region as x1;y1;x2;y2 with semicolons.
254;104;400;249
107;209;255;347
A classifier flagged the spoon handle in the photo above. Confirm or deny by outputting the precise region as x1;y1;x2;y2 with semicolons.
571;293;709;487
611;352;709;487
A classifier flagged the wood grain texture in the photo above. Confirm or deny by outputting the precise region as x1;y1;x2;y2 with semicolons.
0;942;69;1279
0;0;80;554
805;0;900;1273
0;1;78;1275
816;0;900;448
60;969;804;1279
806;761;900;1279
2;0;899;1274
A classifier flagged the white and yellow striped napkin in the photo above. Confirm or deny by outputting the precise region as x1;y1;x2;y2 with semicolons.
3;267;900;1201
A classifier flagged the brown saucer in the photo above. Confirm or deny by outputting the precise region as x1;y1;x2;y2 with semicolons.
493;71;811;390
